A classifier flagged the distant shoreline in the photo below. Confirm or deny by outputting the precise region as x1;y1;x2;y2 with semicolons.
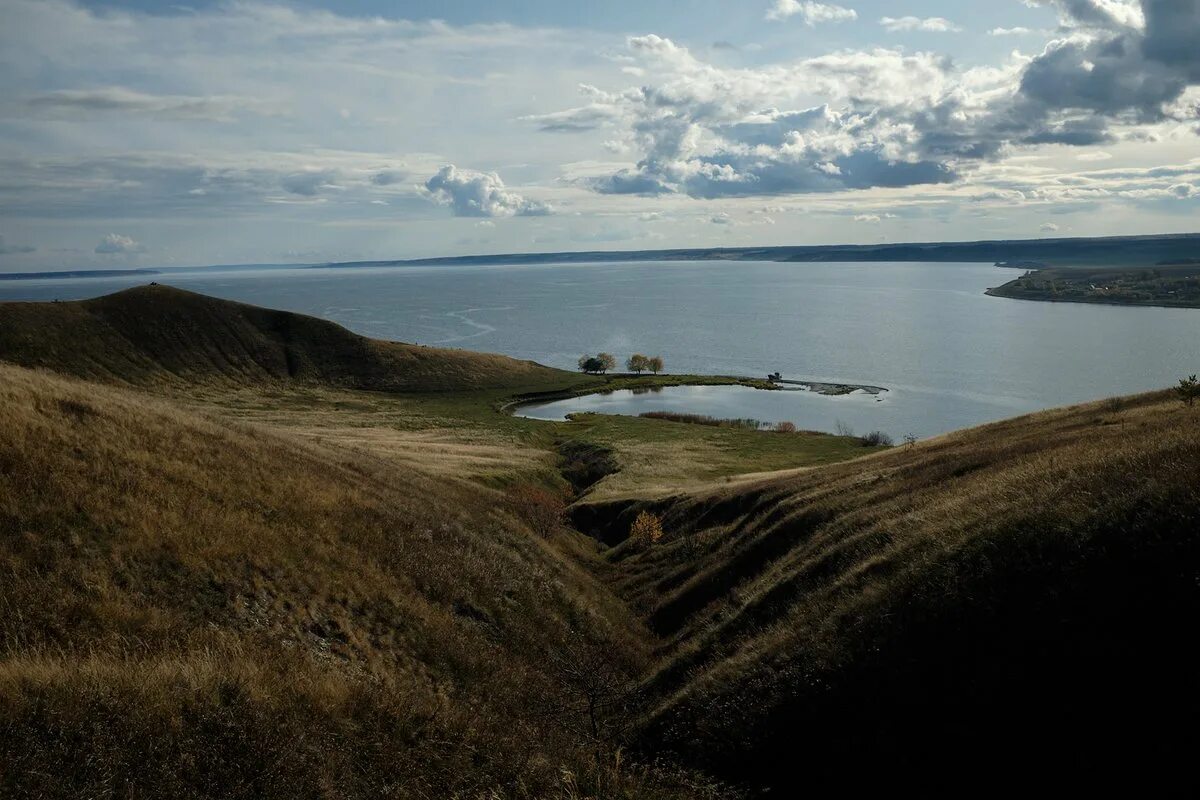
987;263;1200;309
317;232;1200;272
3;232;1196;280
0;269;160;281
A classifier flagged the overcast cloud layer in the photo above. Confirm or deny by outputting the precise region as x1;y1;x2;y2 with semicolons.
0;0;1197;269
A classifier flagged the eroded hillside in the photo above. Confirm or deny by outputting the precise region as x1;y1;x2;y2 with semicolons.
591;391;1200;789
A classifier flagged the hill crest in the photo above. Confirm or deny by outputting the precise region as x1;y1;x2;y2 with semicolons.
0;284;569;393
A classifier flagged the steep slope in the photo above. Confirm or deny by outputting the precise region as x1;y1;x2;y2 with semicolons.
0;285;572;393
0;364;714;798
598;392;1200;789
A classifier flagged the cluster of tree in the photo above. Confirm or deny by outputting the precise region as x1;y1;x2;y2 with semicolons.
576;353;665;375
625;354;664;374
577;353;616;374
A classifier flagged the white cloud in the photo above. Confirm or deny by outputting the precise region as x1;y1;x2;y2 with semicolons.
710;212;736;224
766;1;858;25
2;0;1199;265
880;16;963;33
989;27;1035;36
94;233;145;254
1118;183;1198;199
1077;151;1114;161
423;165;550;217
854;214;882;223
1040;222;1060;232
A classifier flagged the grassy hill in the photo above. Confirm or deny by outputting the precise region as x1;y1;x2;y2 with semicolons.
0;363;727;798
0;284;575;393
592;391;1200;789
3;286;1197;794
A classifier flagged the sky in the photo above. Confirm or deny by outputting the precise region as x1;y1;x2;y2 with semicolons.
0;0;1197;271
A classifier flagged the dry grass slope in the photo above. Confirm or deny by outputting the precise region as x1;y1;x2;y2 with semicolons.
0;364;717;798
5;287;1198;793
598;392;1200;789
0;285;572;393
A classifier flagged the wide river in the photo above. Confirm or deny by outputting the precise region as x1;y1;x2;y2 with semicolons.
3;260;1198;438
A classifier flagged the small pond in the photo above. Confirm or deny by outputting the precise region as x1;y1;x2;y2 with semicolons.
512;384;934;438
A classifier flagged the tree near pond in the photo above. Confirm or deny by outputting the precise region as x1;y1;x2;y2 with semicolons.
578;354;600;374
626;354;649;374
648;356;663;375
597;353;616;374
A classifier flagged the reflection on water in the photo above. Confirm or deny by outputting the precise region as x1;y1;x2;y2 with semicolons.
516;384;925;438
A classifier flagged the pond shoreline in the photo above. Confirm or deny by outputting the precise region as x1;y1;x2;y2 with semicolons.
502;373;889;418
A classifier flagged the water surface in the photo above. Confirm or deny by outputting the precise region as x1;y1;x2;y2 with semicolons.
3;260;1198;438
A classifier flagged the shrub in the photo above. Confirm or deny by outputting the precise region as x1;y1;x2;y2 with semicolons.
1177;374;1200;407
835;420;855;438
775;421;797;434
629;511;664;546
507;483;567;537
861;430;894;447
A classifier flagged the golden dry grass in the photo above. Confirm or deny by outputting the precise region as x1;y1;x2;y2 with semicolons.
0;363;721;798
5;287;1197;794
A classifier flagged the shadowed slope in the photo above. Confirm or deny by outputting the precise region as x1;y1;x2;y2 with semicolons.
602;392;1200;789
0;285;571;392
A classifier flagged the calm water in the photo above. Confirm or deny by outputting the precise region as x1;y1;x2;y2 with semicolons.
3;260;1198;438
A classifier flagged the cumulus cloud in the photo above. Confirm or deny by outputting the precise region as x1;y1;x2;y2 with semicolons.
0;234;36;255
880;16;963;33
539;1;1200;201
989;26;1036;35
1014;0;1200;126
1040;222;1061;232
94;233;145;254
423;165;550;217
710;212;735;224
766;1;858;25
